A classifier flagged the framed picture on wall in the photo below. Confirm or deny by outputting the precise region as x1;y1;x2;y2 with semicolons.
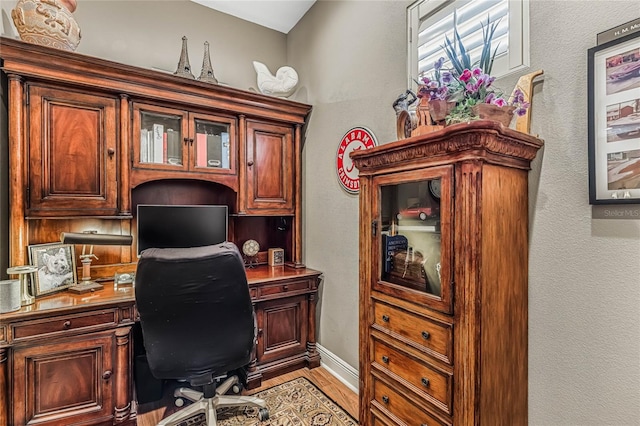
28;243;77;296
588;30;640;204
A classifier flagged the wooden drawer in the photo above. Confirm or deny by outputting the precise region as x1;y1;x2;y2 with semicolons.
373;300;453;364
372;337;453;414
372;376;448;426
12;310;117;341
258;279;310;298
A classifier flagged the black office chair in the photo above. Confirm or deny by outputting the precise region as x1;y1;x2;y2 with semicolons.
135;242;269;425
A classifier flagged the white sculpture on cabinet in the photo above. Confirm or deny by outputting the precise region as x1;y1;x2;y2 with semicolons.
252;61;299;98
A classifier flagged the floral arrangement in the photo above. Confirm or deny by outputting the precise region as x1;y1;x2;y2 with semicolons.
415;19;529;125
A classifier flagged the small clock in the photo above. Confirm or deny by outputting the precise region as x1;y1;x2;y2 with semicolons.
268;248;284;266
242;239;260;257
429;179;441;199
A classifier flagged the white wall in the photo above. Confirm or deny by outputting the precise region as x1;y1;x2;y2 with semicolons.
288;0;640;425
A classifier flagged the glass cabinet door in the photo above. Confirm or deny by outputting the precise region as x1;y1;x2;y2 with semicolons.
193;119;231;171
139;111;184;166
374;166;453;313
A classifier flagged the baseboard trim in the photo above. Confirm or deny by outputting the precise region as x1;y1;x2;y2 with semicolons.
316;344;359;394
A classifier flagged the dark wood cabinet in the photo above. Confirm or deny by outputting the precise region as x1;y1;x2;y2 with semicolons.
131;102;238;186
13;331;116;425
1;299;135;426
2;35;311;272
248;268;321;383
1;37;319;425
243;120;294;214
351;122;543;426
27;84;119;217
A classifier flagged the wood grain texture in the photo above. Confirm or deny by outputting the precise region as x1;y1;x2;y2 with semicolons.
352;124;543;425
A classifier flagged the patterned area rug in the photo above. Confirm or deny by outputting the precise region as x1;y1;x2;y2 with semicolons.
176;377;357;426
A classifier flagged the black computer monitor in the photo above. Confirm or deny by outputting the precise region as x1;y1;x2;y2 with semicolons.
136;204;228;256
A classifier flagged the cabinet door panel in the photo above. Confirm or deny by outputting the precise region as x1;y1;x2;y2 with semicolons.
245;121;293;214
28;85;118;216
12;331;114;425
256;295;307;364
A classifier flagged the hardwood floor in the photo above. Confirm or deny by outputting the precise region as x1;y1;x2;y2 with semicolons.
136;367;359;426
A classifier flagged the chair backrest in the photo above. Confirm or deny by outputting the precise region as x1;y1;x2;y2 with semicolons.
135;242;254;382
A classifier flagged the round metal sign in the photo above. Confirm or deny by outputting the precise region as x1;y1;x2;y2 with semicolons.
336;127;377;194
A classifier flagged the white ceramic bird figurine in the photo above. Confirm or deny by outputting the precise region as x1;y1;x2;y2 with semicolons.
253;61;299;98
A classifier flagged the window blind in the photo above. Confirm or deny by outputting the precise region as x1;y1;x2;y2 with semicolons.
417;0;510;79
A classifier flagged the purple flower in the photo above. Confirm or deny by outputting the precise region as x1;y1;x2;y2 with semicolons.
434;57;445;71
493;97;506;107
441;71;453;84
484;92;496;104
472;67;483;77
515;107;527;116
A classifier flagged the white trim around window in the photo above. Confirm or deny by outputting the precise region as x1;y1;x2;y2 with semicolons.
407;0;530;88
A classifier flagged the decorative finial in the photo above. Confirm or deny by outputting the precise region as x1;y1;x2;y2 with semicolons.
174;36;195;79
198;41;218;84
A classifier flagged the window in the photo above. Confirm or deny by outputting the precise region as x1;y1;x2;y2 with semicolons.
407;0;529;87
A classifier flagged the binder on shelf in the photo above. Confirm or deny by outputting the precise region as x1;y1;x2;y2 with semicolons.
140;129;149;163
152;124;164;163
221;133;230;169
196;133;207;167
207;134;222;168
166;129;181;165
382;234;408;274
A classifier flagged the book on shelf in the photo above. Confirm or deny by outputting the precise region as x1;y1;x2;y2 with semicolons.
196;133;207;167
152;124;164;163
166;129;181;165
221;133;230;169
207;134;222;167
140;129;149;163
382;234;408;274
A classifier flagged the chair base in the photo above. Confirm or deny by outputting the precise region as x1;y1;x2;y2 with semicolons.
158;375;268;426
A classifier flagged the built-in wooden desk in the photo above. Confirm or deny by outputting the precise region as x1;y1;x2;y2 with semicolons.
0;266;321;426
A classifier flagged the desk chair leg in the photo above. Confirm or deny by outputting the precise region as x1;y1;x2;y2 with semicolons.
174;387;202;403
159;374;269;425
158;399;212;426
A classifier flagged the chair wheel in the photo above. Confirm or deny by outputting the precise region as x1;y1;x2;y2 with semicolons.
232;383;242;394
258;407;269;421
175;398;184;407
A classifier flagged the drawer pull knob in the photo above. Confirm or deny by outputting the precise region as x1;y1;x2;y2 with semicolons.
421;377;430;387
257;328;263;336
102;370;112;380
247;160;254;166
382;395;389;404
382;315;390;322
421;331;430;340
283;285;288;291
63;321;71;329
381;356;389;364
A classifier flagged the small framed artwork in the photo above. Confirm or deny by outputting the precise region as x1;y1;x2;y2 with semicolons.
28;243;77;296
588;30;640;204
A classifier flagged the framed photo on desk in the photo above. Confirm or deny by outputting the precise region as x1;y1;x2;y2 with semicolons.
28;243;77;296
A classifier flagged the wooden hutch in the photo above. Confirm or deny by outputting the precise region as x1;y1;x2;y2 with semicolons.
351;122;543;425
0;37;320;425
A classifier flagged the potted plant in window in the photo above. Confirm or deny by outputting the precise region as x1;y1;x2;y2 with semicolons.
431;18;529;126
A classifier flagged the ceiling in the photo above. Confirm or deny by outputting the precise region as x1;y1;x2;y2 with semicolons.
191;0;317;34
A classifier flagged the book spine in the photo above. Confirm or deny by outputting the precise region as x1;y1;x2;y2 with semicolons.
140;129;148;163
163;132;168;163
221;133;230;169
152;124;164;163
196;133;207;167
